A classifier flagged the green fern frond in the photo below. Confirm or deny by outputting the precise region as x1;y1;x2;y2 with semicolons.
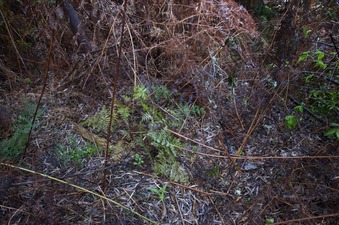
154;159;189;184
152;84;171;101
122;95;132;103
117;105;131;124
179;103;191;118
0;102;43;162
133;84;149;102
191;103;205;116
119;129;132;141
142;112;153;123
81;106;117;132
147;128;182;156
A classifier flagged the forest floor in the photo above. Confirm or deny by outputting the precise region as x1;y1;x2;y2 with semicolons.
0;1;338;224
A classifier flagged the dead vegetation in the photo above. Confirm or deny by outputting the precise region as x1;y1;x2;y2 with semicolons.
0;0;338;224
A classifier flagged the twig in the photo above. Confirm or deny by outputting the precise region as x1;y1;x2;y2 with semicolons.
177;144;339;160
25;30;55;154
102;0;128;192
272;213;339;225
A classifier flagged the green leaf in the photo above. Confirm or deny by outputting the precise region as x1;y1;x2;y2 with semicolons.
285;115;297;129
294;105;304;113
302;26;312;38
148;183;168;202
305;75;313;83
297;52;308;64
325;124;339;141
324;128;339;139
314;59;327;69
117;105;131;124
265;217;275;225
314;50;325;60
133;85;148;101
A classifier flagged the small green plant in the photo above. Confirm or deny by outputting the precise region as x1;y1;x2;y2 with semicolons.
324;123;339;141
81;106;116;132
148;182;168;202
0;102;42;162
296;46;338;138
133;84;204;183
302;26;312;38
78;83;204;182
255;4;276;21
117;105;131;124
133;84;149;102
309;89;338;117
265;217;275;225
297;50;327;69
285;115;297;129
207;164;220;178
133;153;144;165
294;104;304;113
55;137;98;168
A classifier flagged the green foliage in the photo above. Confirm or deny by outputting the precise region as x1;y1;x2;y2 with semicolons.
0;102;42;162
297;51;309;64
148;182;168;202
117;105;131;124
297;50;327;69
147;128;180;156
285;115;297;129
133;84;149;102
265;217;275;225
294;105;304;113
78;84;204;182
16;39;32;52
134;84;204;183
254;4;276;21
324;123;339;141
309;89;338;116
133;153;144;166
55;136;98;168
302;26;312;38
81;106;116;132
152;84;171;101
207;164;220;178
296;46;338;139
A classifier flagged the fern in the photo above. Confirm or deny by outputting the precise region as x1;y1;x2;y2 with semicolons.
146;127;189;184
142;112;153;123
81;106;116;132
0;102;43;162
152;84;172;101
147;128;180;156
119;129;132;141
133;84;149;102
191;103;205;116
154;158;189;184
117;105;131;124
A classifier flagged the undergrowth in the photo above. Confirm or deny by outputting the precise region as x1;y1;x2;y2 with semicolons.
80;84;205;183
296;47;339;140
0;102;42;162
55;136;99;168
